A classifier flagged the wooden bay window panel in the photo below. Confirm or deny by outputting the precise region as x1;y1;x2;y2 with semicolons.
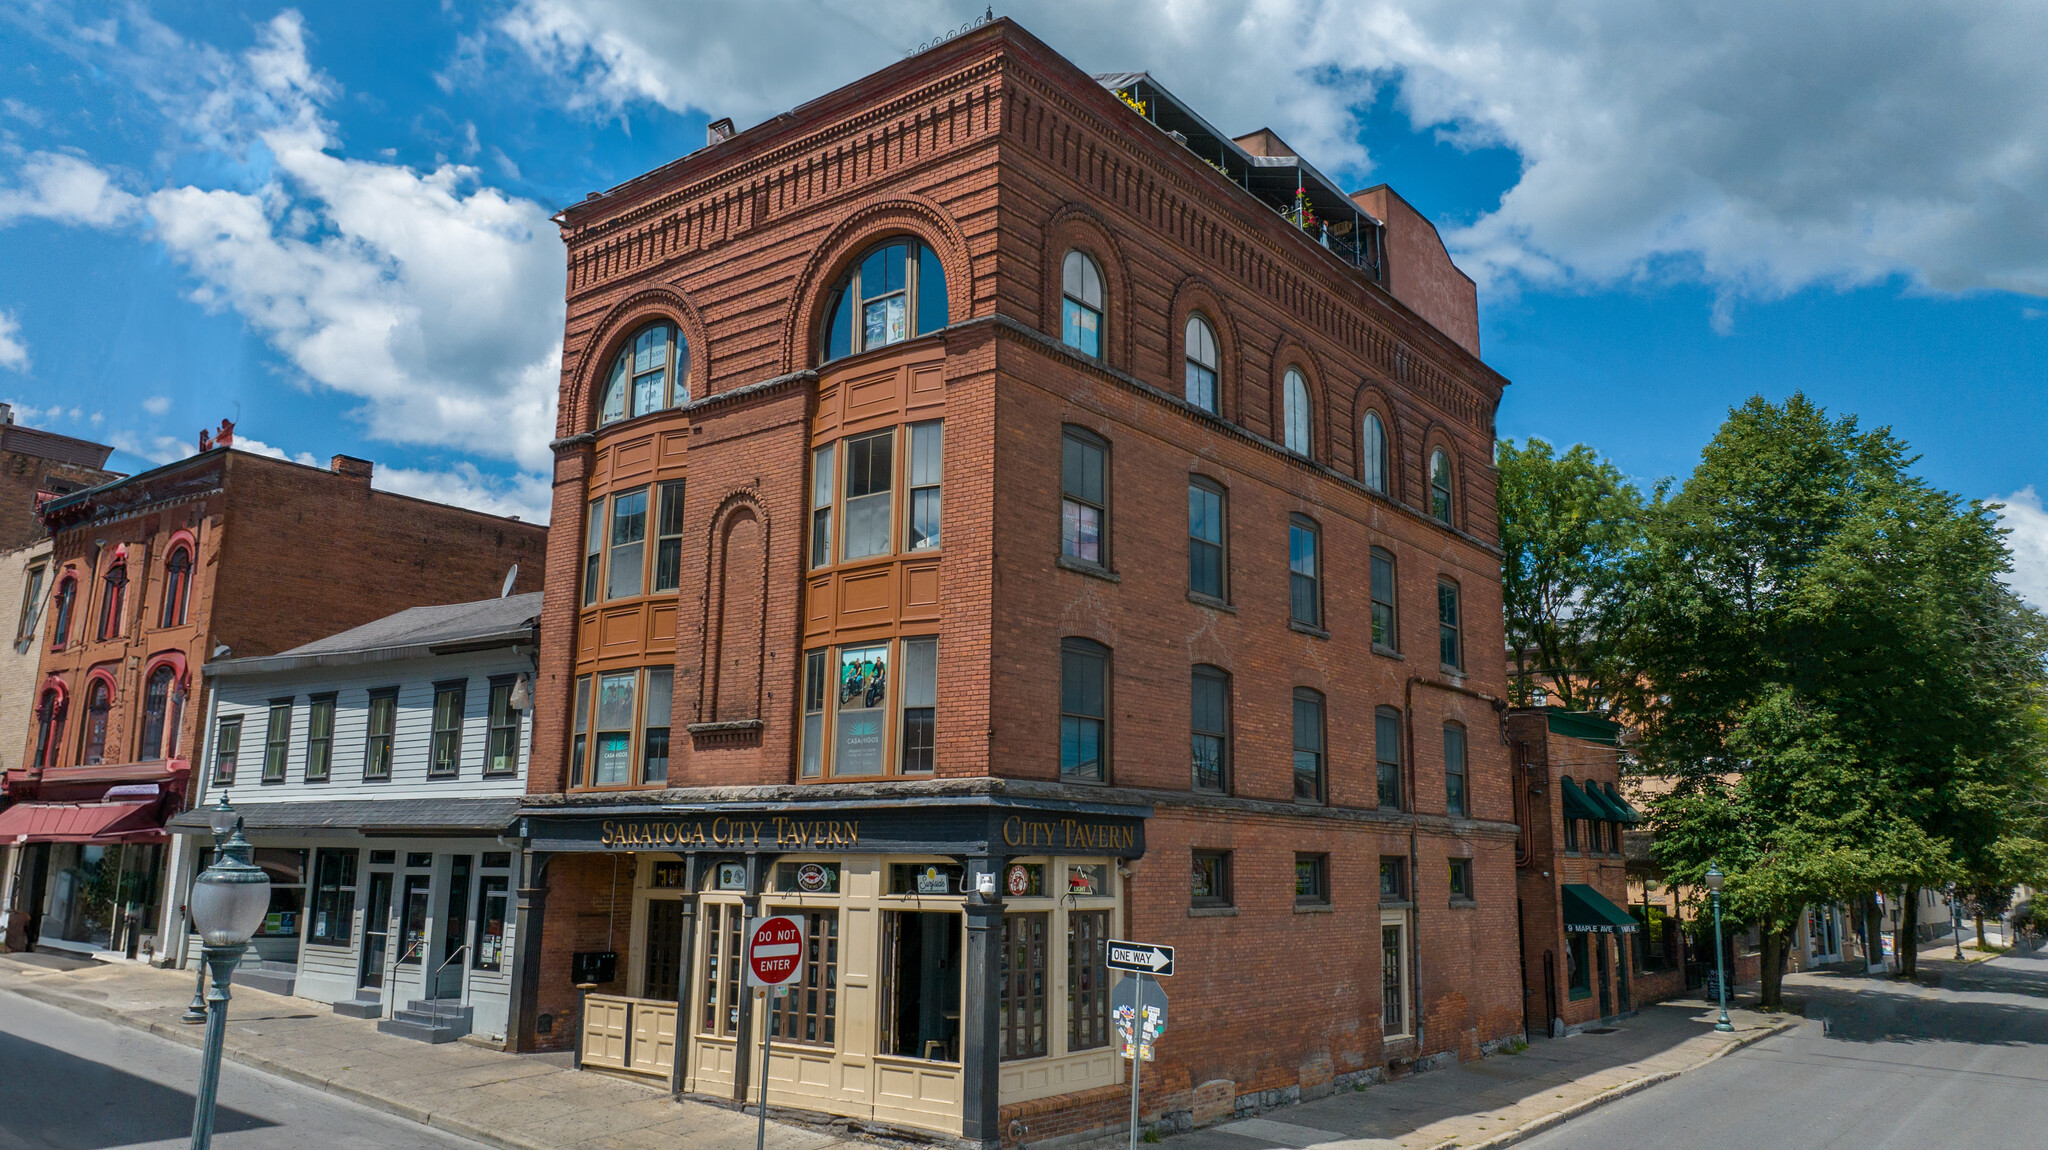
767;911;839;1047
592;672;637;786
1000;912;1049;1060
1067;910;1110;1051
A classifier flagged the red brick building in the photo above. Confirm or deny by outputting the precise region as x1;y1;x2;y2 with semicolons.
0;403;120;552
510;19;1518;1146
2;444;545;961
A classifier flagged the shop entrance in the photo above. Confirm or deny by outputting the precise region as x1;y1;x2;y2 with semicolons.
359;872;394;990
881;911;961;1061
398;874;432;968
434;856;472;999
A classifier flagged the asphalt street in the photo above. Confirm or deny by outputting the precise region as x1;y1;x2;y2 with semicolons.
1521;949;2048;1150
0;989;490;1150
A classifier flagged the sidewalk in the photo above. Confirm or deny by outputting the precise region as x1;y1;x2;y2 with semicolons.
0;952;857;1150
1151;993;1794;1150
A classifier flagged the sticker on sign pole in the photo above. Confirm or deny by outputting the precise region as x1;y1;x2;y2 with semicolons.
746;915;807;987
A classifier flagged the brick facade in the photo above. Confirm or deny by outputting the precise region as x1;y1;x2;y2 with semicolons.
520;19;1519;1146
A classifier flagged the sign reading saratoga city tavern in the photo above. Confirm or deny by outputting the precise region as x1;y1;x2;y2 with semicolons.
517;800;1147;859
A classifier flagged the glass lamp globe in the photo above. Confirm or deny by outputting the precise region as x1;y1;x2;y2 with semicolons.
190;836;272;948
1704;865;1725;892
205;797;238;838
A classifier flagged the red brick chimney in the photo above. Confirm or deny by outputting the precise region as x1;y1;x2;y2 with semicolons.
330;455;374;482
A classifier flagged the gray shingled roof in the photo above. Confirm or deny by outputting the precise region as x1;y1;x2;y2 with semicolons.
168;797;522;836
205;592;541;677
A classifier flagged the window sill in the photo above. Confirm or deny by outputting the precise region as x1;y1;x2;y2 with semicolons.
1569;990;1593;1002
1373;645;1404;660
1188;905;1238;918
1186;591;1235;613
1440;664;1466;679
1380;898;1413;910
1056;555;1120;583
1288;620;1330;640
1448;898;1479;909
1293;903;1334;914
1564;851;1581;858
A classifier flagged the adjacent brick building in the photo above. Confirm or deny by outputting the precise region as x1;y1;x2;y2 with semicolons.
509;18;1518;1147
1;442;545;961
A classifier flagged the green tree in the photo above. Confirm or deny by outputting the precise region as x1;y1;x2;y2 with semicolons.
1496;438;1650;711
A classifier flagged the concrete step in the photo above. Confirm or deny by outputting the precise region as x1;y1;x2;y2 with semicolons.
376;1014;465;1044
230;963;296;996
333;998;382;1019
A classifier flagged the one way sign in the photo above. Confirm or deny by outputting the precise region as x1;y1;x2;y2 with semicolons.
1105;939;1175;977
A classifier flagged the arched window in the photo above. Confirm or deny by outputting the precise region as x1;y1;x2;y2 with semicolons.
1184;315;1219;413
33;686;65;768
1061;251;1104;357
1430;448;1454;523
1362;411;1388;493
1283;368;1312;457
50;576;75;648
80;677;112;765
97;564;127;641
822;238;948;364
140;664;175;761
598;322;689;428
159;546;193;628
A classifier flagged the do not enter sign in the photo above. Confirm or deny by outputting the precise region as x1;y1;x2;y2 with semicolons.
746;915;807;987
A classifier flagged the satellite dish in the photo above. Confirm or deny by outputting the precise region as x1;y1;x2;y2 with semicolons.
500;564;518;598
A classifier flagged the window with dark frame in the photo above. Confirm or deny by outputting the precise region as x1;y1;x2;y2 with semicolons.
1060;428;1107;566
1185;314;1220;412
15;561;44;642
906;421;943;552
1438;579;1463;671
430;682;465;777
97;564;126;640
1188;478;1226;600
1292;688;1325;803
701;903;745;1036
1362;411;1389;493
767;910;840;1046
81;678;112;765
1563;813;1580;853
570;674;591;788
1061;250;1104;357
582;496;604;607
1294;853;1329;906
213;715;242;785
1444;722;1468;817
641;667;672;784
1190;665;1229;793
1191;850;1232;907
1288;516;1321;628
899;637;937;773
1068;908;1111;1050
1370;547;1398;650
1282;368;1313;457
1430;448;1454;524
33;687;64;769
809;444;835;568
1375;706;1403;810
1568;933;1591;999
486;677;521;776
159;547;192;627
800;651;826;778
308;849;357;946
50;576;75;648
1060;638;1109;783
138;665;174;763
262;700;291;782
821;239;949;363
1449;857;1474;900
1382;924;1407;1033
364;688;397;780
999;912;1049;1060
473;876;509;971
1379;856;1407;901
597;322;689;427
304;694;335;782
652;481;686;593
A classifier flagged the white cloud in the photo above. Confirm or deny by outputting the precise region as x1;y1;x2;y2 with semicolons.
142;395;171;415
108;430;193;465
0;310;26;372
493;0;2048;305
0;150;141;228
373;461;553;522
230;437;319;467
1992;488;2048;612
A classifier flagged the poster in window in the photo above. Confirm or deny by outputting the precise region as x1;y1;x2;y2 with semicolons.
834;644;888;775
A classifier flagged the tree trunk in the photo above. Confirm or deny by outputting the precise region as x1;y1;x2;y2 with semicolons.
1975;912;1985;947
1898;890;1919;978
1759;928;1790;1008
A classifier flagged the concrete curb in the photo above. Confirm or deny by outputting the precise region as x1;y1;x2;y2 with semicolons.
1430;1019;1796;1150
4;981;558;1150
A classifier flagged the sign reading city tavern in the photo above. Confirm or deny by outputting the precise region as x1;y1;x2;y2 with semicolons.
518;800;1147;859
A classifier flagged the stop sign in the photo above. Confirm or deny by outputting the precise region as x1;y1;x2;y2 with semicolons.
746;915;807;987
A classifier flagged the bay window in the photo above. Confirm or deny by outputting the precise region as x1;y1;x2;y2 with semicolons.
796;636;940;780
806;421;945;569
569;666;685;789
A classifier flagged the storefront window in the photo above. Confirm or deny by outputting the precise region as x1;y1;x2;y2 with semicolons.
1381;922;1408;1035
1567;933;1592;1000
474;877;509;972
768;911;839;1046
701;903;744;1036
253;848;307;939
1067;909;1110;1051
999;912;1049;1060
882;911;961;1060
308;849;357;947
889;863;963;895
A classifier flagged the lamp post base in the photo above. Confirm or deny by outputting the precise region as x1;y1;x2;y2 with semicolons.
189;945;240;1150
182;956;208;1024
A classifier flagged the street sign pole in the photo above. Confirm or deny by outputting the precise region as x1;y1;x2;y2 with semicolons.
746;915;805;1150
755;985;773;1150
1127;969;1143;1150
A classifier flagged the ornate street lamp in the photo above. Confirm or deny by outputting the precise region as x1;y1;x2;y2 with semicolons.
186;803;271;1150
1953;888;1965;961
1704;864;1733;1032
183;798;241;1024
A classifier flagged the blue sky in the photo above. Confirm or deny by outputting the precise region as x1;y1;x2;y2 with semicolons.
2;1;2044;602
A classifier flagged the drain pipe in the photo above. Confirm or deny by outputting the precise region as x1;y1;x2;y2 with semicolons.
1404;675;1510;1062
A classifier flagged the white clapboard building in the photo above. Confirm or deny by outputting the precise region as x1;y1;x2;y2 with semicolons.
168;593;538;1044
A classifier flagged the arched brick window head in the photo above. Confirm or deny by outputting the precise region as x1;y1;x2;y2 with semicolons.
598;322;689;427
97;564;127;641
33;687;65;768
81;678;112;766
1184;315;1219;413
1362;411;1389;493
160;546;193;628
1061;251;1104;357
140;664;177;761
1430;449;1455;524
821;238;948;364
1283;368;1313;458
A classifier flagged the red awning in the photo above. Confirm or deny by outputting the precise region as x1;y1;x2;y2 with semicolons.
0;800;167;844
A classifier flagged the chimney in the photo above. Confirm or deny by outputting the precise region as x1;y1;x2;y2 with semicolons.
0;403;13;425
330;455;374;482
707;117;735;146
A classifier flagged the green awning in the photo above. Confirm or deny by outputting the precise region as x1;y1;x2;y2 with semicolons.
1584;783;1634;824
1602;784;1644;824
1559;778;1605;821
1562;883;1640;933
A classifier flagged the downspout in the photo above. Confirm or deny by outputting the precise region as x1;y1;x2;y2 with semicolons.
1405;675;1511;1060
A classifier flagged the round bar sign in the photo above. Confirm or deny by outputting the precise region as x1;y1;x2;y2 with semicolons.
747;915;807;987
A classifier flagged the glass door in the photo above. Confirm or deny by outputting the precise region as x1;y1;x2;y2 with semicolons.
435;856;472;999
359;872;394;990
398;875;432;968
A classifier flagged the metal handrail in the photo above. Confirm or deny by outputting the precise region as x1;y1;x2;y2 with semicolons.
425;944;469;1009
